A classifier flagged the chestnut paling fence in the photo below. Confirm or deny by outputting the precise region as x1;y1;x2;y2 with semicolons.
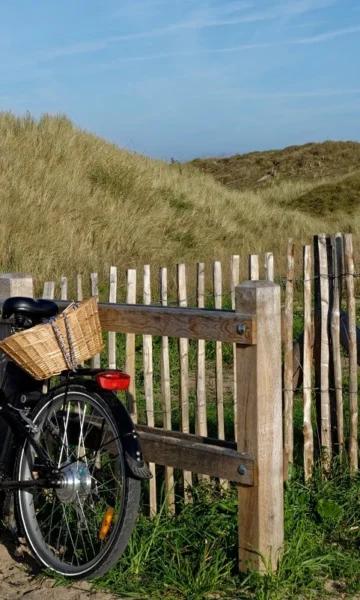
34;232;359;573
41;233;359;488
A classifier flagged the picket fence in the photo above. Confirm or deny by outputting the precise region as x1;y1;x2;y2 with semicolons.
40;233;359;516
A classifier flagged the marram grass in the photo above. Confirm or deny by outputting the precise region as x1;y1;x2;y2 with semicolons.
0;112;358;287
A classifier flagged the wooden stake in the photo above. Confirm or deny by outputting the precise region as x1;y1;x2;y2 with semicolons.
196;263;207;437
125;269;137;422
90;273;101;369
143;265;157;514
231;255;240;442
214;261;224;440
159;267;175;512
283;239;294;479
249;255;259;280
60;276;68;301
330;234;344;455
177;263;192;497
108;266;117;369
265;252;274;282
237;281;283;572
344;233;358;474
42;281;55;300
318;234;331;471
303;245;314;481
76;274;83;301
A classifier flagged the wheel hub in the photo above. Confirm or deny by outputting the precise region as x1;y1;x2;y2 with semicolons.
56;462;92;504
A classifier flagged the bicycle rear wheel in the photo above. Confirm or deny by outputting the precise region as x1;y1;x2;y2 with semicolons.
14;385;140;579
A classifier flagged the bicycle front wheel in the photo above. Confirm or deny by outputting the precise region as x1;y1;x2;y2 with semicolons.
14;385;140;579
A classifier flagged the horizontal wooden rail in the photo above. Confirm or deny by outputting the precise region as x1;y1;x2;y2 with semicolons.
136;425;254;485
55;301;256;344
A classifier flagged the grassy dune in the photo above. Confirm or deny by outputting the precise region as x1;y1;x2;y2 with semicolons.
0;113;358;285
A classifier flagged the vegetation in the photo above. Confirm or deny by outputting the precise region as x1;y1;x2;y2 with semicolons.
189;140;360;192
1;112;359;289
88;467;360;600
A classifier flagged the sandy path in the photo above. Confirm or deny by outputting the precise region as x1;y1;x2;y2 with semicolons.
0;535;125;600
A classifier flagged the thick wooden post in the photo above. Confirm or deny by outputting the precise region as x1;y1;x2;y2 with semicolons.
236;281;283;572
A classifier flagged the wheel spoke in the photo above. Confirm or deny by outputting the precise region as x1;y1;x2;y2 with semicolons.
17;391;127;574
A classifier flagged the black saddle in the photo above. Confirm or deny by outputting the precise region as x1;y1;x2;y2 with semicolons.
2;297;59;324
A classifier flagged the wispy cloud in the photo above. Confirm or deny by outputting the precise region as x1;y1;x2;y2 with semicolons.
99;24;360;65
40;0;338;61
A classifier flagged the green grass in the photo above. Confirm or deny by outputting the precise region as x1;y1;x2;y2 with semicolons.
87;468;360;600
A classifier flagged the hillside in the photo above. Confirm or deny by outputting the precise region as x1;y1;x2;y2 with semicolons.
0;113;358;288
189;141;360;192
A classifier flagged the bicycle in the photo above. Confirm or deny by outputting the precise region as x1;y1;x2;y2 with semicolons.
0;296;150;579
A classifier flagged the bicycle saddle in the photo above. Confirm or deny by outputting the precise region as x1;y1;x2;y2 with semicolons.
2;297;59;321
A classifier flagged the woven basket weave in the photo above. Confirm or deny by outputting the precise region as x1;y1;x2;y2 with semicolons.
0;297;103;380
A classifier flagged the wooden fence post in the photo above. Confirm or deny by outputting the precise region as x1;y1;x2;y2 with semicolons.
236;281;283;572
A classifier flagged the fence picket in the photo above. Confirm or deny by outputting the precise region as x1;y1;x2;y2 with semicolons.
303;245;314;481
214;261;224;440
42;281;55;300
108;266;117;369
318;234;331;471
330;234;344;455
265;252;274;282
125;269;137;422
60;276;68;301
249;255;259;280
76;274;83;301
196;263;207;437
284;239;294;479
344;233;358;474
90;273;101;369
177;263;192;498
159;268;175;511
143;265;157;514
231;255;240;442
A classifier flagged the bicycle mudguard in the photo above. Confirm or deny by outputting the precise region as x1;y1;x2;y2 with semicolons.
48;379;151;480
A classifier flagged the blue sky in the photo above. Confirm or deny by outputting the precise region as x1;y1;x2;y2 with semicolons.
1;0;360;160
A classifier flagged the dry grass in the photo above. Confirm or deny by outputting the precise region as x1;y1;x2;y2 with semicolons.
0;112;357;288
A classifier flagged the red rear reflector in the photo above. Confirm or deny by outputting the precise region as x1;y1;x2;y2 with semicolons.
96;371;130;391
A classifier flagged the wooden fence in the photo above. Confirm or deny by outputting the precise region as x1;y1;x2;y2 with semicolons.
40;233;359;480
3;231;357;573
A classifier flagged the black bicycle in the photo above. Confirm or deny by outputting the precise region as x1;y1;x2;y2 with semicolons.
0;296;150;579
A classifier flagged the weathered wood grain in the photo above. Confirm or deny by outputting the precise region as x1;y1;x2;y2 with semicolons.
214;261;224;441
90;272;101;369
137;425;254;485
318;234;331;471
283;239;294;479
231;254;240;441
344;233;358;474
108;266;117;369
125;269;137;421
236;281;283;572
303;245;314;481
330;234;344;455
196;262;207;438
143;265;156;514
177;263;192;496
55;302;255;344
159;267;175;512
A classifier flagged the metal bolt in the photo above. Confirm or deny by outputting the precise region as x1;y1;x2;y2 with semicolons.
237;323;246;336
238;464;247;476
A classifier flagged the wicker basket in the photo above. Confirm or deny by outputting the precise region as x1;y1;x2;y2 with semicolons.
0;297;104;380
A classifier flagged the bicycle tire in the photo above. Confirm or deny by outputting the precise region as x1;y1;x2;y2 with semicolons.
14;384;140;579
